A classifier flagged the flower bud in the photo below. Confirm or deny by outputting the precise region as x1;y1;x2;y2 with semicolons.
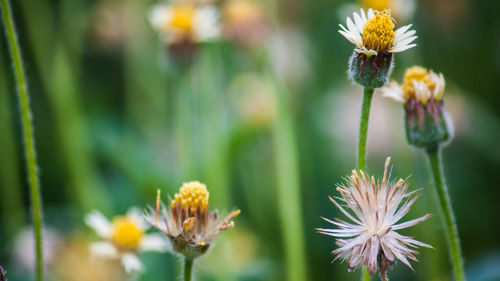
382;66;453;149
348;51;394;89
404;98;452;149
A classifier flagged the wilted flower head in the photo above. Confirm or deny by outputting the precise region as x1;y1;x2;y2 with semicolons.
85;208;168;273
317;157;432;279
382;66;452;148
340;9;417;88
223;0;269;47
149;2;220;45
146;181;240;259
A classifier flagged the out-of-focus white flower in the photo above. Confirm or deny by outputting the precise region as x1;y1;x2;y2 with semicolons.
339;8;417;56
85;208;168;274
13;227;60;274
317;158;432;278
149;2;220;45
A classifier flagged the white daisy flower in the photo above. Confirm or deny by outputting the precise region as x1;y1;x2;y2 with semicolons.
317;157;432;279
339;8;417;56
381;66;446;104
149;2;220;45
85;208;168;274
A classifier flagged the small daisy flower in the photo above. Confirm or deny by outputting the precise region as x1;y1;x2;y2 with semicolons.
339;8;417;56
146;181;240;259
85;208;168;274
317;157;432;279
149;2;220;45
382;66;452;148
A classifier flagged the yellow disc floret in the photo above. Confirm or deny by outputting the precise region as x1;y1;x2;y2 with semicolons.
172;181;209;215
362;10;395;52
110;217;143;251
401;66;437;103
169;4;196;32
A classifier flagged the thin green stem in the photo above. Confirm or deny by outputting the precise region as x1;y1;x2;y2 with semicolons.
362;267;370;281
426;147;466;281
0;1;43;281
357;87;374;281
183;258;194;281
357;87;374;171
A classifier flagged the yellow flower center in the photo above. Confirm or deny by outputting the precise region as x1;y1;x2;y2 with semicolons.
362;10;395;52
169;4;196;32
401;66;437;102
171;181;209;215
110;217;143;251
361;0;391;12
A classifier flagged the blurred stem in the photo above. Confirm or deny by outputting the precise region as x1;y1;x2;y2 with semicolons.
0;0;44;280
0;44;25;238
357;87;374;171
268;72;307;281
426;147;466;281
183;258;194;281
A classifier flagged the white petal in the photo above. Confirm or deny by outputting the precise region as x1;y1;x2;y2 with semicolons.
90;242;118;258
381;82;405;103
193;5;220;41
367;8;375;19
391;43;417;53
395;36;418;49
139;234;169;252
122;253;144;273
352;12;364;33
149;5;172;30
360;8;367;23
393;30;416;45
85;211;112;238
394;24;413;39
127;207;148;230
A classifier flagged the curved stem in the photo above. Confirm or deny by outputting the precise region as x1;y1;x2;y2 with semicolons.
0;0;43;281
184;258;194;281
426;148;466;281
357;87;374;171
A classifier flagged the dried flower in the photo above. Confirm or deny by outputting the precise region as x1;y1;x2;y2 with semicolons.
146;181;240;259
340;9;417;88
317;157;432;278
85;208;168;273
382;66;452;148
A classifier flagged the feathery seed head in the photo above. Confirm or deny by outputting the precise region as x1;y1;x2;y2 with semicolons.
317;157;432;277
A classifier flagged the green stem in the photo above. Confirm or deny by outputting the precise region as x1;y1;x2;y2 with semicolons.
184;258;194;281
269;73;307;281
357;87;374;281
426;147;466;281
357;87;374;171
362;267;370;281
0;1;43;281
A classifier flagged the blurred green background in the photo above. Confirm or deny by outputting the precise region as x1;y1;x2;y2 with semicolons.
0;0;499;280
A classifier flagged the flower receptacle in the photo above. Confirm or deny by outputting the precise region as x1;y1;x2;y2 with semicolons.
348;51;393;89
